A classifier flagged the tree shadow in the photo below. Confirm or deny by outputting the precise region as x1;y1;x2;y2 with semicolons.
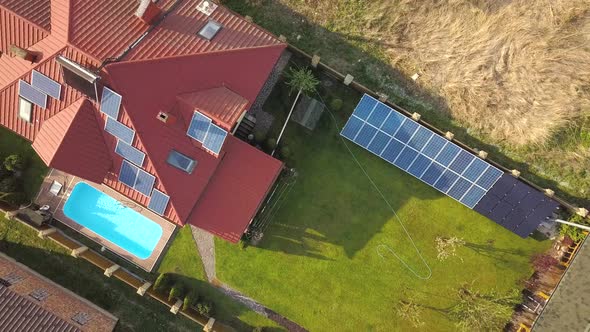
463;241;528;266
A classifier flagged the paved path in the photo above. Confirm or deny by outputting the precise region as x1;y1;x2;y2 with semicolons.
190;226;308;331
190;226;216;281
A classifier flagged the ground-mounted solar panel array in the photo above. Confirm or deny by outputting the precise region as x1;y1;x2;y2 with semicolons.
342;94;503;208
187;111;228;155
341;94;560;237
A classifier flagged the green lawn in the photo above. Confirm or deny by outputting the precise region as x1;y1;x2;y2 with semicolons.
0;216;199;332
0;127;48;201
157;226;284;331
215;83;552;331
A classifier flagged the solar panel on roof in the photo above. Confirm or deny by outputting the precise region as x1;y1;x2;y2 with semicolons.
105;117;134;144
118;160;155;196
187;112;211;142
115;140;145;166
341;94;503;209
203;124;228;154
100;87;122;119
31;71;61;100
148;189;169;215
18;80;47;108
119;160;138;187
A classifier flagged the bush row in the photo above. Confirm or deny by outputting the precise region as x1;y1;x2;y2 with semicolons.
153;273;214;317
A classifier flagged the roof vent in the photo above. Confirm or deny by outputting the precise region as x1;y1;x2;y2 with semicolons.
9;45;37;63
135;0;161;24
196;0;218;16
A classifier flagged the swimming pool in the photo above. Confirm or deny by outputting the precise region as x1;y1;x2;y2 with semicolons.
63;182;163;260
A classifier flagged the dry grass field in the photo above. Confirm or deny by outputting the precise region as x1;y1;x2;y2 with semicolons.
224;0;590;203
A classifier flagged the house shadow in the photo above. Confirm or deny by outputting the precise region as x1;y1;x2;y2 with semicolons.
224;1;586;261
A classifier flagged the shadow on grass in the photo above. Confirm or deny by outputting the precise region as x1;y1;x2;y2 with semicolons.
223;0;588;210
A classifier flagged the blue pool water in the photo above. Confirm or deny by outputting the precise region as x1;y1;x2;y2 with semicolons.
63;182;163;259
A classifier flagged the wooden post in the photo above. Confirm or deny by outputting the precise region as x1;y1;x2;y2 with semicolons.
445;131;454;140
170;300;183;314
544;189;555;197
137;282;152;296
377;93;388;102
203;318;216;332
71;246;88;258
278;35;287;43
104;264;120;277
38;228;57;239
511;169;521;178
576;207;589;218
343;74;354;86
311;54;321;68
411;112;421;121
478;150;488;159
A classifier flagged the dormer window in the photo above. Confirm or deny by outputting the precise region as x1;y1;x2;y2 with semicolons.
198;21;222;40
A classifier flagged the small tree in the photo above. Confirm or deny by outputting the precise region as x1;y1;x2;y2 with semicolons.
154;273;171;291
531;254;558;271
272;67;319;156
4;155;24;172
329;98;343;111
196;301;213;317
435;236;465;261
168;282;185;302
183;290;199;311
397;300;424;328
560;216;587;242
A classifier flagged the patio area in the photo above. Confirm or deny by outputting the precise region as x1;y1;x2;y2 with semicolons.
35;169;176;271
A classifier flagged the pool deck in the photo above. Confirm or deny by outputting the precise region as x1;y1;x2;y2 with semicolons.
35;169;176;272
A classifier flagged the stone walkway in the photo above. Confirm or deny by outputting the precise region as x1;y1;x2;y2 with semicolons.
190;226;308;332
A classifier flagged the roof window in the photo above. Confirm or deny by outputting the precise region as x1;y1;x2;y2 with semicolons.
167;150;197;174
198;21;222;40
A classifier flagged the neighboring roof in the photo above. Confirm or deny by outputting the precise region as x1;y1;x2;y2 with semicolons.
0;0;51;31
32;99;112;183
189;136;283;243
178;87;249;131
534;237;590;331
0;253;118;332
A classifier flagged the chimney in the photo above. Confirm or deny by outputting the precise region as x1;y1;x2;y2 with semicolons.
135;0;162;24
9;45;37;63
157;111;177;125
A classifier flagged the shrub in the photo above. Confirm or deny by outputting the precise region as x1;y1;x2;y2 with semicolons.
254;131;266;144
238;239;247;250
531;254;559;271
265;138;277;151
168;282;185;302
0;165;10;180
196;301;213;317
154;273;171;291
183;290;199;311
280;146;291;158
330;98;343;111
4;155;24;172
560;215;588;242
0;177;17;193
252;327;266;332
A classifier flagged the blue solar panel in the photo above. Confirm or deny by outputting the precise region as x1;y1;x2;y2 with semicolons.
407;127;433;152
355;124;378;148
448;177;472;200
367;131;390;155
18;80;47;108
148;189;170;215
341;94;504;209
115;140;145;166
434;170;459;193
353;95;377;120
381;111;405;136
422;135;447;159
381;139;404;163
367;104;390;128
100;87;122;119
105;117;135;144
394;147;418;170
31;71;61;100
408;154;431;178
476;166;503;188
203;124;228;154
461;185;486;208
187;112;211;142
134;170;155;196
341;116;363;140
449;150;475;174
394;119;419;143
435;142;460;166
421;163;445;185
119;160;138;187
463;158;488;181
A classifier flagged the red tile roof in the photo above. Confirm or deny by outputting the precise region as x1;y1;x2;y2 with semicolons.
178;87;249;131
0;0;51;31
32;99;112;184
0;0;287;242
189;136;283;243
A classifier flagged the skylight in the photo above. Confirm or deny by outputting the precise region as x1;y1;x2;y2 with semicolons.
198;21;222;40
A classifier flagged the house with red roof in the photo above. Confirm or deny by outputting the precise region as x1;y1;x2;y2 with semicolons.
0;0;286;243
